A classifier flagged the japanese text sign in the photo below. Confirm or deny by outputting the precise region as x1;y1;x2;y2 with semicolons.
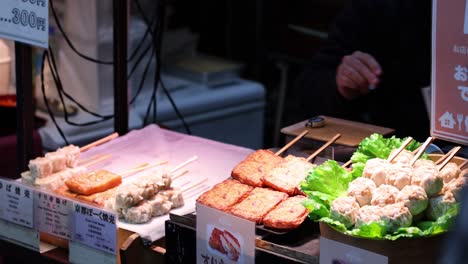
0;178;34;228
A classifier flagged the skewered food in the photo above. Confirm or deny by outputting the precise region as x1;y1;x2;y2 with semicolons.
57;145;81;167
330;196;360;228
22;166;87;190
263;155;315;195
231;150;284;187
440;162;461;183
362;158;390;186
229;187;288;224
197;179;254;211
263;195;309;229
114;170;171;208
385;163;412;190
396;185;428;215
389;149;414;164
159;188;184;208
44;152;68;173
412;165;443;197
370;184;400;206
121;194;173;224
347;177;376;207
413;159;437;169
28;157;54;179
426;191;457;221
380;202;412;233
443;177;468;202
65;170;122;196
355;205;382;228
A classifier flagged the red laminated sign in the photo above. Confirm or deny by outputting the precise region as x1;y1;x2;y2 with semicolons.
432;0;468;144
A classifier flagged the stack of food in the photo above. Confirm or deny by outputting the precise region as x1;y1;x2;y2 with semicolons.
197;149;316;229
21;145;87;190
301;133;465;239
104;169;184;224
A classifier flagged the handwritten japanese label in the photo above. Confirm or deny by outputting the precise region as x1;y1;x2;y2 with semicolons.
71;202;117;255
34;191;72;239
0;178;34;228
0;0;48;48
196;203;255;264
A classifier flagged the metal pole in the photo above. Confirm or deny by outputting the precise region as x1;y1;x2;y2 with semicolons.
15;42;33;175
113;0;129;135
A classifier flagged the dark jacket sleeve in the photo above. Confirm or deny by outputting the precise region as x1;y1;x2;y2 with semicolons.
292;0;389;120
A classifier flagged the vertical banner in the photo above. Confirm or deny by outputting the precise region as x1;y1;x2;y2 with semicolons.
0;0;49;48
432;0;468;144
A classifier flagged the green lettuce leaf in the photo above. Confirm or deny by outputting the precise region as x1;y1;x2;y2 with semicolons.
347;222;387;238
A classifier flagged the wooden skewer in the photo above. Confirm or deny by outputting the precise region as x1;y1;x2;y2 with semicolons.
169;156;198;173
342;160;352;168
305;133;341;162
119;160;168;177
80;132;119;152
459;159;468;170
409;137;434;166
82;154;113;168
78;153;108;165
437;146;462;171
412;146;420;154
275;130;309;156
435;147;458;165
172;170;189;181
181;178;207;193
387;137;413;162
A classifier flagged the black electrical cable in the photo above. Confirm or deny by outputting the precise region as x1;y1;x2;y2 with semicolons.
134;0;192;134
41;50;69;145
47;46;114;122
130;47;155;105
49;0;155;66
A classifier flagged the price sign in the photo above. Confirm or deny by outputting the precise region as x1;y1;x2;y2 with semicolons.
71;202;117;255
0;178;34;228
34;191;72;239
432;0;468;144
196;203;255;264
0;0;48;48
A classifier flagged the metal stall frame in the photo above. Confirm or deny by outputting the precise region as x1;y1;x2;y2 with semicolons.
15;0;129;174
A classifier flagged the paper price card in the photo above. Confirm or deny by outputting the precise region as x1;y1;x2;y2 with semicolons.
196;203;255;264
0;0;49;48
0;178;34;228
320;237;388;264
71;202;117;255
34;191;72;239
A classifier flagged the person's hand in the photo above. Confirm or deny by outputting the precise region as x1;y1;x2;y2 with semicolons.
336;51;382;100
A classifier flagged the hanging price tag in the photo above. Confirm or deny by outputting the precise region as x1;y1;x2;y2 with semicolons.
34;191;72;239
0;0;49;48
71;202;117;255
0;178;34;228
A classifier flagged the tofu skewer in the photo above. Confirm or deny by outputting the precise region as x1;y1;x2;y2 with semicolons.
22;154;113;190
27;132;119;179
65;160;167;196
387;137;413;163
112;156;198;209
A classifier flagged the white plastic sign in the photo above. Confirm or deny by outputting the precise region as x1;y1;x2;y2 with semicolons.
71;202;117;255
0;0;49;48
0;178;34;228
34;191;72;239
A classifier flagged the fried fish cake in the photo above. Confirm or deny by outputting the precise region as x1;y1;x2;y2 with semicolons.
263;155;314;195
197;179;253;211
229;187;288;224
231;150;284;187
263;195;308;229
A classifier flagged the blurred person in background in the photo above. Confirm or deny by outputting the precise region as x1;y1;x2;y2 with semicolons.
291;0;432;142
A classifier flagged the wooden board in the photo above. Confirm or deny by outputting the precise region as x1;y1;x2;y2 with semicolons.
281;116;395;147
